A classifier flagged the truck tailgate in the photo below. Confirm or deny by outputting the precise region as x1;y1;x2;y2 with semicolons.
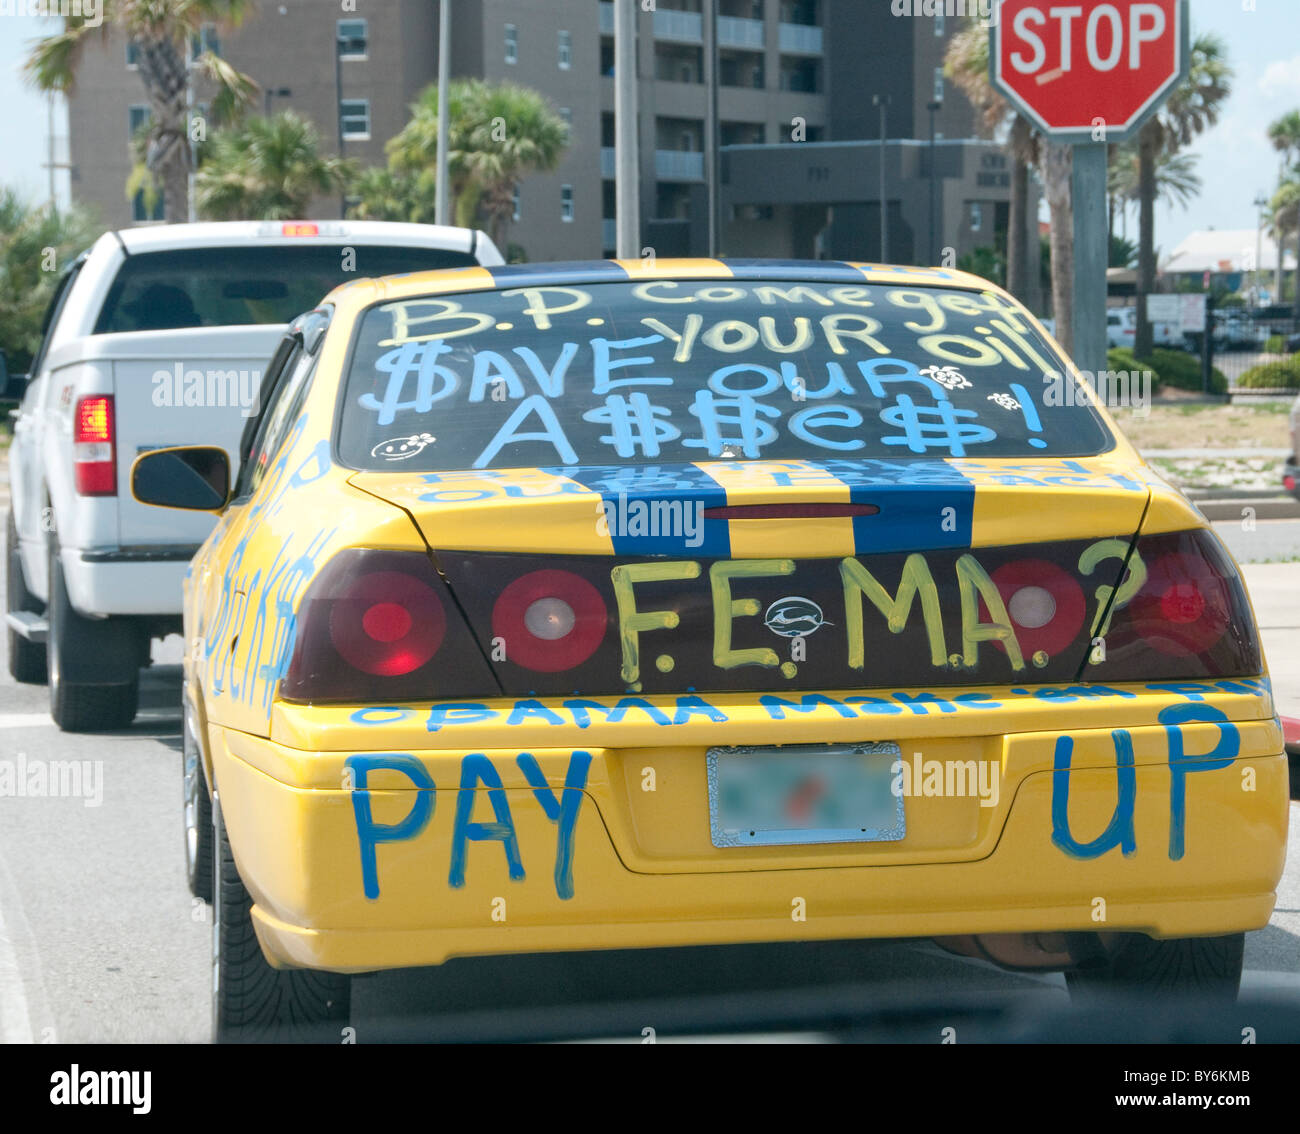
93;325;286;547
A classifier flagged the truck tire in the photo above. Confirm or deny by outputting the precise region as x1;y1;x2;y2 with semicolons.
46;539;139;732
212;798;350;1043
1065;932;1244;1001
6;510;46;684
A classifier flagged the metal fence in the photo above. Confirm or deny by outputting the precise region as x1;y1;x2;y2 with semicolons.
1206;310;1298;391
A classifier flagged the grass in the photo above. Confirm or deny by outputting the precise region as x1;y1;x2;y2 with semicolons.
1110;401;1292;452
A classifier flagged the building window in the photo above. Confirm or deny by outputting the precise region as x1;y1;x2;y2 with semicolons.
128;104;150;140
190;23;220;60
339;99;370;139
505;24;518;65
338;18;368;59
935;13;945;36
933;66;945;103
126;40;139;69
970;202;983;232
558;30;572;70
512;185;521;222
561;184;574;223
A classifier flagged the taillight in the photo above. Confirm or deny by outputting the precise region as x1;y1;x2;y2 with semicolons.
280;549;499;703
1081;529;1261;681
989;559;1087;661
491;569;608;672
74;395;116;496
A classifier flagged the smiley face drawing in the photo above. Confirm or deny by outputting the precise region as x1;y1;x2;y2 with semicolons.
371;433;437;461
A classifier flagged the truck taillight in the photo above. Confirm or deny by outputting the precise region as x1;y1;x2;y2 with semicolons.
73;395;116;496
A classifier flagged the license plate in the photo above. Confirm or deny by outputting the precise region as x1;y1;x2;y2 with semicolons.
707;743;905;848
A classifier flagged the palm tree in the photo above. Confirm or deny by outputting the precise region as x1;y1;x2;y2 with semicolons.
25;1;259;223
1109;146;1202;216
0;188;102;371
1134;33;1232;358
945;18;1039;309
1267;177;1300;305
195;111;355;221
1267;110;1300;308
378;79;569;244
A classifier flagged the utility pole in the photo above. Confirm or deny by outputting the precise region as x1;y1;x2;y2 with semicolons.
435;0;452;227
614;0;641;259
1071;141;1108;378
1253;192;1267;307
873;94;890;262
706;0;719;257
927;100;942;265
334;27;346;218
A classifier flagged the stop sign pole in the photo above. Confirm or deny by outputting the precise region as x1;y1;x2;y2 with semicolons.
991;0;1189;378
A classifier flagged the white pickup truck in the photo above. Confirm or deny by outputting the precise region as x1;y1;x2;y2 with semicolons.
5;220;503;731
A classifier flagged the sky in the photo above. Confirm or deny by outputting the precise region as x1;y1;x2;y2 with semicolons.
0;0;1296;257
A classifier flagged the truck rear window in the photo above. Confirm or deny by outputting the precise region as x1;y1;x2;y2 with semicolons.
336;279;1116;469
93;245;478;333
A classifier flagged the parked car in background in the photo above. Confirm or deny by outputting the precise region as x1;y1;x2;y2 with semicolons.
4;220;504;731
1107;306;1182;351
129;258;1289;1040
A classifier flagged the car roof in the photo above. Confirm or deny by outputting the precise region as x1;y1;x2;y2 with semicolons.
324;258;1009;306
113;220;481;255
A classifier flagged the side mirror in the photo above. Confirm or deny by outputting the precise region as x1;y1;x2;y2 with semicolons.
131;446;231;512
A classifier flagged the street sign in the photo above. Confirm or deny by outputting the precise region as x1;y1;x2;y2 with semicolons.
989;1;1190;379
991;0;1189;144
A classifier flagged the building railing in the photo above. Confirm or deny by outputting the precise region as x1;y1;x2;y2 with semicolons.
718;15;765;50
778;22;823;54
655;149;706;180
655;8;704;42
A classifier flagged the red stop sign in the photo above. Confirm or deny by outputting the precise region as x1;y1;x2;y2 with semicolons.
992;0;1188;141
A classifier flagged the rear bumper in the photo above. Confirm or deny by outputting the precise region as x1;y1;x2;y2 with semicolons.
209;682;1291;974
62;546;196;616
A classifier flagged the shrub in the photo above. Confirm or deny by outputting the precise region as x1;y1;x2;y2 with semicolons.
1236;357;1300;389
1264;334;1287;354
1104;347;1228;395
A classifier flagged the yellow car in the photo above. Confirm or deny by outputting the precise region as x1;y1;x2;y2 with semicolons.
132;260;1289;1041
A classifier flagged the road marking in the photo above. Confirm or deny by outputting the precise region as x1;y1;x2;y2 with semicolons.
0;713;52;731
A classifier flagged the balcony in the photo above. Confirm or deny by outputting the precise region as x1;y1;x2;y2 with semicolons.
655;8;703;43
603;218;617;251
599;2;613;35
601;146;616;179
779;22;823;54
718;15;765;50
655;149;705;180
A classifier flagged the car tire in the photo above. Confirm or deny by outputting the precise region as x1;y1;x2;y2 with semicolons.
212;797;350;1043
1065;932;1244;1001
46;536;138;732
183;700;213;903
6;510;47;684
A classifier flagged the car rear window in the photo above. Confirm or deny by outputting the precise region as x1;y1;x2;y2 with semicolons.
93;245;479;333
336;278;1115;470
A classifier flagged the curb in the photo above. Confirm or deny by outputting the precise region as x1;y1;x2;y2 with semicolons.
1194;497;1300;522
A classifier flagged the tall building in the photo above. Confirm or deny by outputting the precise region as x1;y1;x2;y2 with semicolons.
64;0;1034;298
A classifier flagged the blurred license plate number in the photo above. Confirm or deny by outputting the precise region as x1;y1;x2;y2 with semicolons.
708;743;905;848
